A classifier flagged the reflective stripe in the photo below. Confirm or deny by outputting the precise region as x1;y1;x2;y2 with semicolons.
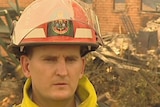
75;28;92;38
26;28;46;38
26;28;92;39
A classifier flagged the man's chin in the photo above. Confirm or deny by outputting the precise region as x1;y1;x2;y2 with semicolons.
51;93;73;101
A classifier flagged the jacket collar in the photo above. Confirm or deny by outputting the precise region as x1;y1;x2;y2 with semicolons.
77;75;98;107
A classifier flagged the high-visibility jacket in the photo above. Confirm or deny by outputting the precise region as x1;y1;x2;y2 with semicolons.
14;75;99;107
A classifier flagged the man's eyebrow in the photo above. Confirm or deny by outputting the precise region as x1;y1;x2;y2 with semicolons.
66;55;80;58
40;54;79;58
40;55;58;58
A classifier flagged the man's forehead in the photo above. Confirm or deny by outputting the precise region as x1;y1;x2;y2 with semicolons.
32;44;81;48
31;45;81;55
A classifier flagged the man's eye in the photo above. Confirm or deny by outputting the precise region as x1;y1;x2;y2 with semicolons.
44;58;57;62
66;57;76;62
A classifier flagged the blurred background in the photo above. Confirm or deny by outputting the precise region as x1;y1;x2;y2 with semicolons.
0;0;160;107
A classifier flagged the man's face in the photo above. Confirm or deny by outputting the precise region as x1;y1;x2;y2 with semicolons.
20;45;85;101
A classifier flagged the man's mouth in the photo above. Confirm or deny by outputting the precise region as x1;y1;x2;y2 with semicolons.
55;83;67;85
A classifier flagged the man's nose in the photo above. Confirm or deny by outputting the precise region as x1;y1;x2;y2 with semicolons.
56;59;68;76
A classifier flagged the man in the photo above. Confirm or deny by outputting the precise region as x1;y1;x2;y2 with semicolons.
9;0;106;107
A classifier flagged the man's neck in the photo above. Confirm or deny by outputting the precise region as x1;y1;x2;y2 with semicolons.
32;95;76;107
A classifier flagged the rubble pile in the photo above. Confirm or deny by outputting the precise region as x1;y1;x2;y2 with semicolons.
0;63;23;107
0;79;23;107
86;34;160;107
143;17;160;32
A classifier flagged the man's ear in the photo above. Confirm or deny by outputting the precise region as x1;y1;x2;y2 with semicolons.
79;57;86;79
20;55;31;78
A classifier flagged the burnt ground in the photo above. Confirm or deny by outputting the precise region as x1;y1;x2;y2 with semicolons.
85;49;160;107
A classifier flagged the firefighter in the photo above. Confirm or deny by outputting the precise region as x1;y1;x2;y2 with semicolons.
9;0;106;107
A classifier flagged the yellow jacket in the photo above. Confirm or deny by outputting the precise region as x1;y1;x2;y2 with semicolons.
14;75;99;107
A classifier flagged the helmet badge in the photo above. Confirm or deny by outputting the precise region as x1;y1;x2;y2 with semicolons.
48;19;74;37
52;19;69;34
